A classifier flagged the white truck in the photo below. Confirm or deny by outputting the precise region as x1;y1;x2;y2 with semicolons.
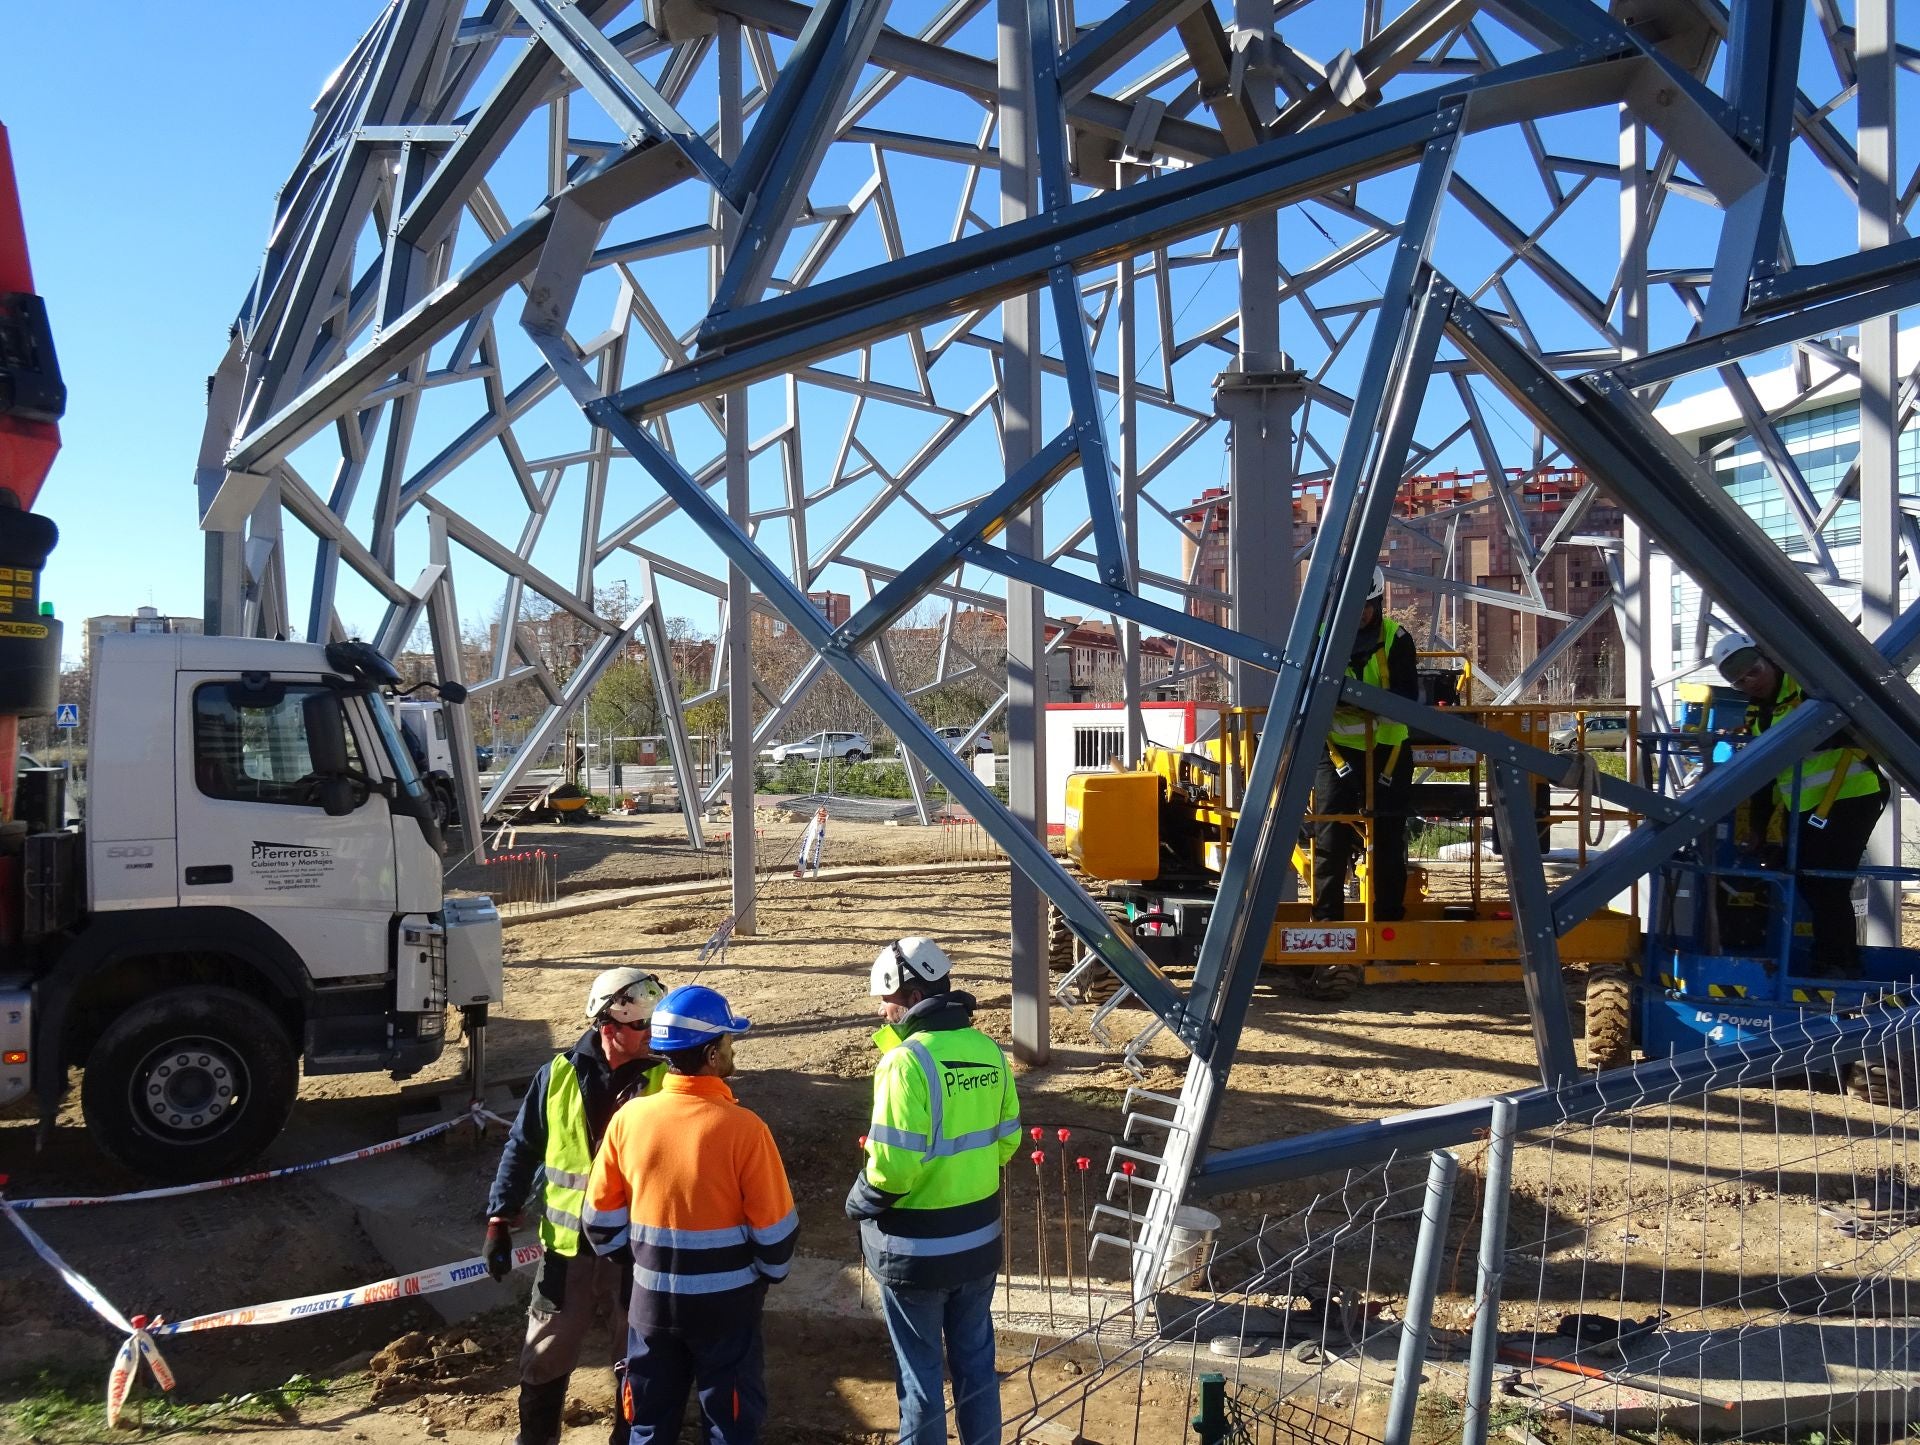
395;697;461;833
0;633;502;1180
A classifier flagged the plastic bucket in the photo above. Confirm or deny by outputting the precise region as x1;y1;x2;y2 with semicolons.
1159;1205;1220;1291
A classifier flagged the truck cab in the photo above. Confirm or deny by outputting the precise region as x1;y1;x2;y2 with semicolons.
0;633;501;1179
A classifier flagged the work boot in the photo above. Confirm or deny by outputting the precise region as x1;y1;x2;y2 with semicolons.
515;1377;570;1445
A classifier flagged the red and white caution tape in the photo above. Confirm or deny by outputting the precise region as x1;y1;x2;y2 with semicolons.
4;1103;529;1422
6;1188;542;1421
12;1103;501;1210
153;1243;543;1335
2;1197;176;1426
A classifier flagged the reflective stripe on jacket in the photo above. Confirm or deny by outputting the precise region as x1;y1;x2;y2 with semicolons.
1749;672;1883;814
1330;616;1410;751
582;1074;797;1332
851;992;1020;1289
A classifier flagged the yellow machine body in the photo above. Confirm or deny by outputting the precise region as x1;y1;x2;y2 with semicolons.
1063;688;1642;985
1064;770;1162;881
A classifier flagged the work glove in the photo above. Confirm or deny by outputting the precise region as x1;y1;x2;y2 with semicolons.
483;1218;514;1280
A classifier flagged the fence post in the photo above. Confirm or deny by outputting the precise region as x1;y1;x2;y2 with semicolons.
1461;1097;1517;1445
1190;1371;1226;1443
1383;1148;1459;1445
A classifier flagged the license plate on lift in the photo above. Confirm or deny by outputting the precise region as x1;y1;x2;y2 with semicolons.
1279;926;1358;953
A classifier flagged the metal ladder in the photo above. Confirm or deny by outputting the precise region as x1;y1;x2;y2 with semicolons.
1053;943;1173;1077
1085;1066;1217;1314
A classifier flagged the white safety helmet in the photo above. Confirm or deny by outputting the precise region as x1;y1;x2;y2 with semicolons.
586;967;667;1026
1368;566;1386;601
870;937;953;997
1709;631;1761;682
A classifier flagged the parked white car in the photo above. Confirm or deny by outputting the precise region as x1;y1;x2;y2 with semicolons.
1548;714;1630;752
933;726;991;755
771;731;872;764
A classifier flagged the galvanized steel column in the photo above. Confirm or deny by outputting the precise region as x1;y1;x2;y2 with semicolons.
720;16;756;933
1000;0;1047;1062
1858;0;1900;942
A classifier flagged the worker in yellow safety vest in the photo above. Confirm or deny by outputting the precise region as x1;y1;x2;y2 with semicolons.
484;967;668;1445
1311;566;1420;923
1712;632;1889;978
846;937;1020;1445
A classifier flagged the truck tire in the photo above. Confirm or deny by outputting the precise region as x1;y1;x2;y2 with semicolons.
1584;965;1634;1073
429;778;457;835
81;987;298;1182
1294;965;1362;1001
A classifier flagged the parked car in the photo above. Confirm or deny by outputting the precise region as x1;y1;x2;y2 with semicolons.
933;726;992;755
1549;714;1630;751
475;745;495;770
771;731;871;764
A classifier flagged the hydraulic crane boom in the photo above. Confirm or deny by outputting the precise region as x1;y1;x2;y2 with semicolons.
0;118;66;826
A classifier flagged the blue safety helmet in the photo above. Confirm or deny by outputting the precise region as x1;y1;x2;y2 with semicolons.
650;984;752;1053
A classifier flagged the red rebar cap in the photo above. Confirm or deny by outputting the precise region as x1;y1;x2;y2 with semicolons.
1029;1150;1045;1165
1030;1126;1043;1141
1056;1127;1070;1142
1075;1157;1091;1171
1121;1161;1136;1176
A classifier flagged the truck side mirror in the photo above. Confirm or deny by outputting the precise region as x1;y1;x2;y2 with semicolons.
304;693;351;776
438;681;468;704
318;776;360;817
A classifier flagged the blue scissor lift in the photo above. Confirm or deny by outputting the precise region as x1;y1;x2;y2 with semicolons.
1596;727;1920;1077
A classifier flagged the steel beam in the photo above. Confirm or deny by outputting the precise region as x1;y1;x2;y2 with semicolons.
1487;762;1577;1086
709;0;891;311
1002;0;1051;1063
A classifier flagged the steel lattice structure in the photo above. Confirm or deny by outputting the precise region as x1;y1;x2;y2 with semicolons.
199;0;1920;1281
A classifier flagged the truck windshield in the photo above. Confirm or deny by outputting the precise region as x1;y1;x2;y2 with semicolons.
367;695;427;800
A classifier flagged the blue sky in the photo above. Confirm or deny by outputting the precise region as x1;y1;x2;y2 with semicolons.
8;5;376;627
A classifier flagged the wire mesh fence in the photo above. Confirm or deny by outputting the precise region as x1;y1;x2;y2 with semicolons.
1476;996;1920;1444
981;993;1920;1444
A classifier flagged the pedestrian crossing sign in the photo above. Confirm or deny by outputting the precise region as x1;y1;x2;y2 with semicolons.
55;702;79;729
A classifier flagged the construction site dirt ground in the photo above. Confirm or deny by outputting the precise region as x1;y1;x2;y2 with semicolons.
4;823;1915;1442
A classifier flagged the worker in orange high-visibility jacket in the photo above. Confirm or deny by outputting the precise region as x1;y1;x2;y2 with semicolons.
583;984;795;1445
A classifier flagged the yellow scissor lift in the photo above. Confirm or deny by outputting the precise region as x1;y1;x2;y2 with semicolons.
1063;667;1640;999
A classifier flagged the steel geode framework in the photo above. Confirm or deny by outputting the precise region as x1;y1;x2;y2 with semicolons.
201;0;1920;1270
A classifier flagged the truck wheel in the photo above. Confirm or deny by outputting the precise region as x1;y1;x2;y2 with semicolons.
429;779;457;834
1584;965;1634;1073
81;987;298;1182
1294;965;1362;1001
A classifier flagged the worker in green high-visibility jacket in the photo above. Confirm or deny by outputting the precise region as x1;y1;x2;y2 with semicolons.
847;937;1020;1445
1713;632;1889;978
485;967;668;1445
1312;566;1420;924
